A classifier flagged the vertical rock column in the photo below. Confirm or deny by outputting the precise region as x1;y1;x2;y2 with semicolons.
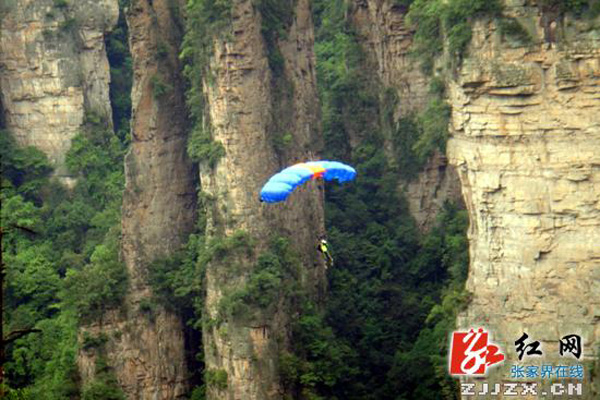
121;0;197;397
350;0;462;231
200;0;324;398
447;11;600;396
0;0;118;179
351;0;428;115
78;0;197;398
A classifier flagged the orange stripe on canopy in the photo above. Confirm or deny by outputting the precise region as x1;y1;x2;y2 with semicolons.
295;163;326;179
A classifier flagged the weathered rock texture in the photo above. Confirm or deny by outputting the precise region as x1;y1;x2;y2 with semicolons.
200;0;324;398
351;0;427;115
447;3;600;395
77;0;197;398
404;151;464;230
350;0;462;231
0;0;118;178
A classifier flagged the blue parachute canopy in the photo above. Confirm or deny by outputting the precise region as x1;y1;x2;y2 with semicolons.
260;160;356;203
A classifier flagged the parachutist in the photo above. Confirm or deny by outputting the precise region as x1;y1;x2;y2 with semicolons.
317;237;333;269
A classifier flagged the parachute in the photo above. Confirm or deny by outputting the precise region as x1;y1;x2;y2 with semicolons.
260;160;356;203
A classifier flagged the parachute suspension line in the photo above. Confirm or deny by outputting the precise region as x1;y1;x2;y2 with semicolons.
320;176;325;213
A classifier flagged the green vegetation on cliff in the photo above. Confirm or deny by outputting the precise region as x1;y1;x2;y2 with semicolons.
216;235;304;325
80;351;125;400
105;0;132;141
539;0;600;16
406;0;501;72
1;115;127;398
180;0;231;168
255;0;295;75
1;1;132;390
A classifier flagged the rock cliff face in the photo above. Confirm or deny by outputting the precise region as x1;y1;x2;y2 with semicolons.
200;0;324;398
350;0;462;230
446;3;600;395
0;0;118;178
78;0;197;398
351;0;427;115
